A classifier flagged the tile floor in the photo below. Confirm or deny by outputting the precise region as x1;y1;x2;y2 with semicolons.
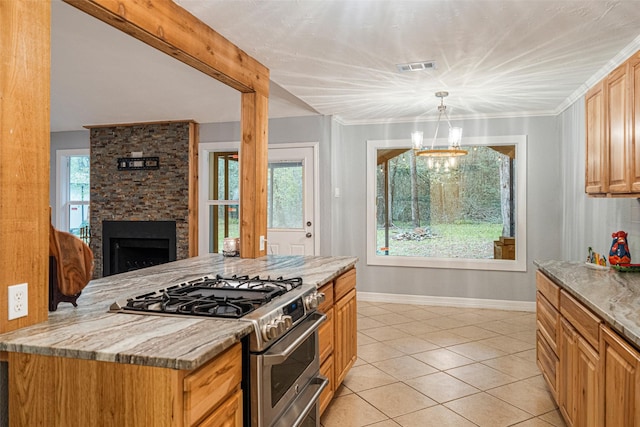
320;300;567;427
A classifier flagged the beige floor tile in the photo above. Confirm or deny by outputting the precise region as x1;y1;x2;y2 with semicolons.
481;354;542;379
360;325;410;342
513;348;538;363
448;312;488;324
446;362;518;390
357;331;378;346
365;420;401;427
371;355;438;380
479;319;529;335
538;409;567;427
358;342;405;363
413;348;475;370
448;341;509;361
321;394;388;427
342;363;397;392
358;317;387;330
421;316;468;329
419;330;471;347
358;382;437;418
394;320;442;336
512;419;555;426
352;357;367;367
521;374;552;391
404;371;480;403
447;325;500;340
383;303;426;313
358;305;394;317
368;312;414;326
488;381;558;415
334;384;354;397
384;336;439;354
402;308;442;321
479;335;534;353
419;305;462;315
445;393;531;426
394;402;477;427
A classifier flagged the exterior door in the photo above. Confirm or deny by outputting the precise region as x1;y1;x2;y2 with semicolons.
267;146;316;255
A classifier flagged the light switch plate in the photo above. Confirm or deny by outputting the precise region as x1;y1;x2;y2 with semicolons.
8;282;28;320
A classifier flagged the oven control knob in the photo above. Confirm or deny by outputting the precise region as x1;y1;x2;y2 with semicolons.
316;292;326;305
262;324;278;341
275;317;286;335
282;315;293;329
305;295;318;310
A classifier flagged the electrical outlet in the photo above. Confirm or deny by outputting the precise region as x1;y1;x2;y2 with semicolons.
260;235;266;251
8;283;28;320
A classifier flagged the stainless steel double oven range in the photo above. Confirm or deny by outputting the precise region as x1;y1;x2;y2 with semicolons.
111;274;327;427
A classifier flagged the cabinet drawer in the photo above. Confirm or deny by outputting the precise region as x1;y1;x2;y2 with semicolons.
536;271;560;309
319;307;334;363
537;330;559;400
334;268;356;301
319;356;335;416
537;291;559;354
184;343;242;426
560;290;601;350
197;390;243;427
318;282;334;313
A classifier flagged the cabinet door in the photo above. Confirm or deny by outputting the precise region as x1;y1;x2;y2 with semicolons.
586;80;606;194
334;288;357;387
630;52;640;192
606;62;631;193
197;390;243;427
601;326;640;427
559;318;577;427
575;335;602;427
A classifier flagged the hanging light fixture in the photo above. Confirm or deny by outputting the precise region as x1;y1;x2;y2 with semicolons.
412;91;467;160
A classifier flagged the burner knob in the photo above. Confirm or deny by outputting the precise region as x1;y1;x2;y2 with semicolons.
262;324;278;341
316;292;326;305
275;317;286;335
305;294;318;310
282;315;293;329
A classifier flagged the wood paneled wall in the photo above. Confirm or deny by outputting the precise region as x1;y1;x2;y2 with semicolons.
0;1;51;333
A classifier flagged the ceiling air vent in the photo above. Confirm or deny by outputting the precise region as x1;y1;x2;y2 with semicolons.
396;60;437;73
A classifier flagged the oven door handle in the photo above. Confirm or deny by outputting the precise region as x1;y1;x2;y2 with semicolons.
263;312;326;365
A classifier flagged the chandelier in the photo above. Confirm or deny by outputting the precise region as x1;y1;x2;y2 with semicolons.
412;91;467;168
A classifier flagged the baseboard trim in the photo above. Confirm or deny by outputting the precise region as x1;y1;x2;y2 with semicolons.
357;291;535;312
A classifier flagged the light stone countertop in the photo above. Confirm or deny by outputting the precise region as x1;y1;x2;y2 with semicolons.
0;254;358;370
535;259;640;350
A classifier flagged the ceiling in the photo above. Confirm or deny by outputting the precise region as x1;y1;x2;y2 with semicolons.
52;1;640;132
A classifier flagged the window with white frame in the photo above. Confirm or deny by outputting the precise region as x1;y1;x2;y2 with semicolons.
56;149;90;238
366;135;527;271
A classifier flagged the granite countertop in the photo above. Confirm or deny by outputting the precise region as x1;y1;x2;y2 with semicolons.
0;254;357;370
535;259;640;349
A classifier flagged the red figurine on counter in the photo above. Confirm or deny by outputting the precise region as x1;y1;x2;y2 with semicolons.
609;230;631;265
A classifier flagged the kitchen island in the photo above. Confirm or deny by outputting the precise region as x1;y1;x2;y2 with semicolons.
0;254;358;427
535;260;640;427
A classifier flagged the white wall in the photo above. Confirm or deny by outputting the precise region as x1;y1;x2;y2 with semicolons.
332;116;563;303
560;98;640;262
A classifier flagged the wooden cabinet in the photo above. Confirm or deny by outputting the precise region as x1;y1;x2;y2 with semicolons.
8;342;243;427
536;272;602;427
585;49;640;196
317;268;357;414
601;325;640;427
585;81;606;194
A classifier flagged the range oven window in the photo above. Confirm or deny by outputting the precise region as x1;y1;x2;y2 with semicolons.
270;334;315;407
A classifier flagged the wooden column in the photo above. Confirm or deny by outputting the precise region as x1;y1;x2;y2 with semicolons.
240;92;269;258
0;0;51;332
66;0;270;259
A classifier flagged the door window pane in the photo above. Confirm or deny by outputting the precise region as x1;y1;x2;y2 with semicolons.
267;161;303;229
207;152;239;253
68;204;90;237
209;204;239;253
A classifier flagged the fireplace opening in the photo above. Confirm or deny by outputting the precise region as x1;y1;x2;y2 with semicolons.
103;221;176;276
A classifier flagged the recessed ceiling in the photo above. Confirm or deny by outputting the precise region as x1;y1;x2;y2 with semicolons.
52;1;640;131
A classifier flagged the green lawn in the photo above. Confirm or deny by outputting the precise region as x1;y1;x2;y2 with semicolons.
377;222;503;259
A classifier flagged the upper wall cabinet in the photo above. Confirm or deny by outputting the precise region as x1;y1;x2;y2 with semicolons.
586;50;640;196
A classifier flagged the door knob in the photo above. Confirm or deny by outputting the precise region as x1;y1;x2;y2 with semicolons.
306;233;312;238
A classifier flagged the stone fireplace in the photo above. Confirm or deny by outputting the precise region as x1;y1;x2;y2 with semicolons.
89;121;198;278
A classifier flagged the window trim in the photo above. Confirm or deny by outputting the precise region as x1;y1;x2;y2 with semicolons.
56;148;90;232
366;135;527;272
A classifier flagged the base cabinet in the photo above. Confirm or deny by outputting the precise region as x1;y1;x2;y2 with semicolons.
8;342;243;427
317;268;357;415
601;325;640;427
